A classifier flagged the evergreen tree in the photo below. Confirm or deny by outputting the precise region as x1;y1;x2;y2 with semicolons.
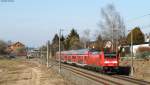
60;35;65;42
65;28;81;50
60;35;65;50
51;34;59;56
52;34;59;44
127;27;145;44
69;36;81;49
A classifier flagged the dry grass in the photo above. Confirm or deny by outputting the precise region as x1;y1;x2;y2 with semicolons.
0;59;28;85
120;59;150;82
0;58;73;85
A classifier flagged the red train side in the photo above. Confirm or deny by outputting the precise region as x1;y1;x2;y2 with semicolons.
56;49;119;73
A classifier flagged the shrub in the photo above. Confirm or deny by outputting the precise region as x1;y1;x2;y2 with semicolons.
137;46;150;53
136;47;150;59
0;40;8;54
136;51;150;60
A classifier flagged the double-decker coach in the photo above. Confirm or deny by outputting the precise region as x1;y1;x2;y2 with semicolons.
56;48;119;73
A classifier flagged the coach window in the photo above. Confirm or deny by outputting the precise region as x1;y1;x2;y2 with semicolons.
72;56;75;59
84;56;87;60
92;52;99;55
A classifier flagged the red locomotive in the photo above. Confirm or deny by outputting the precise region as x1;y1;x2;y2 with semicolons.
56;48;119;73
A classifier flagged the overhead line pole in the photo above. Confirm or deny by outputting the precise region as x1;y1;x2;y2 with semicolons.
126;14;150;76
131;30;134;76
47;40;50;67
59;29;61;73
112;27;114;51
128;30;134;76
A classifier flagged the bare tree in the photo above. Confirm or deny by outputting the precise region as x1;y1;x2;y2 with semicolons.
99;4;126;50
80;29;91;48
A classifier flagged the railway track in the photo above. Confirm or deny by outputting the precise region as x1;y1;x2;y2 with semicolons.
62;64;121;85
111;75;150;85
61;64;150;85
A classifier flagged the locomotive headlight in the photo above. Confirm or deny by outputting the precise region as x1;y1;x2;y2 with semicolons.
104;61;117;63
112;61;117;63
104;61;110;64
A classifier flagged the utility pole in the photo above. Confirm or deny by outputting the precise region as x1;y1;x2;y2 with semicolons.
131;30;134;76
149;33;150;46
59;29;61;73
113;29;119;52
49;42;52;59
40;47;43;64
112;27;114;51
126;14;150;76
47;40;50;67
128;29;134;76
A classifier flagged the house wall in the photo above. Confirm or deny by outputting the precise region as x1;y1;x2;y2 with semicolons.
8;42;27;56
123;43;150;56
133;44;150;56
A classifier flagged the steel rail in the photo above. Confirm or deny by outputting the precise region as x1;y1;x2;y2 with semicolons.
62;64;122;85
112;75;150;85
53;61;150;85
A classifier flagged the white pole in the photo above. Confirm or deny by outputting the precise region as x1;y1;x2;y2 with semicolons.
40;47;43;64
49;42;51;59
112;27;114;51
115;29;119;52
59;29;61;73
47;41;49;67
131;30;134;76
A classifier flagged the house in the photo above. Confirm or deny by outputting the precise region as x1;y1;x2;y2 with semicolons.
7;42;27;56
122;42;150;56
10;42;25;50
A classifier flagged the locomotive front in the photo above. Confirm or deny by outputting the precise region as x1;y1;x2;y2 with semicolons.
103;52;118;66
102;52;119;73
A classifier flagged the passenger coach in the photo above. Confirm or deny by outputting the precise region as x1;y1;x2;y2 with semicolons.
56;48;119;73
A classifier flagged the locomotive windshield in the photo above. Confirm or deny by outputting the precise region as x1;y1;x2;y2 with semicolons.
104;52;116;58
91;51;100;54
89;49;100;54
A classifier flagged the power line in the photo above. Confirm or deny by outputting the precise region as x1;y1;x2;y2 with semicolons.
126;13;150;31
141;24;150;29
127;13;150;22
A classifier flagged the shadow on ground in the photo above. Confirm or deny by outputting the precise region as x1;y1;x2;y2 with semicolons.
117;66;131;75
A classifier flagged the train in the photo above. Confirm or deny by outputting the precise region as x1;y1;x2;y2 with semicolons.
56;48;120;73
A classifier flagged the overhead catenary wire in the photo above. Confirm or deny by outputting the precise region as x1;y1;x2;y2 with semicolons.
127;13;150;23
126;13;150;33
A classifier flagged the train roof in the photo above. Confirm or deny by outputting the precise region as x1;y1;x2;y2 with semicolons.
60;48;100;55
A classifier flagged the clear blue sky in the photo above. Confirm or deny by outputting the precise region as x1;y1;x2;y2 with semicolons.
0;0;150;47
